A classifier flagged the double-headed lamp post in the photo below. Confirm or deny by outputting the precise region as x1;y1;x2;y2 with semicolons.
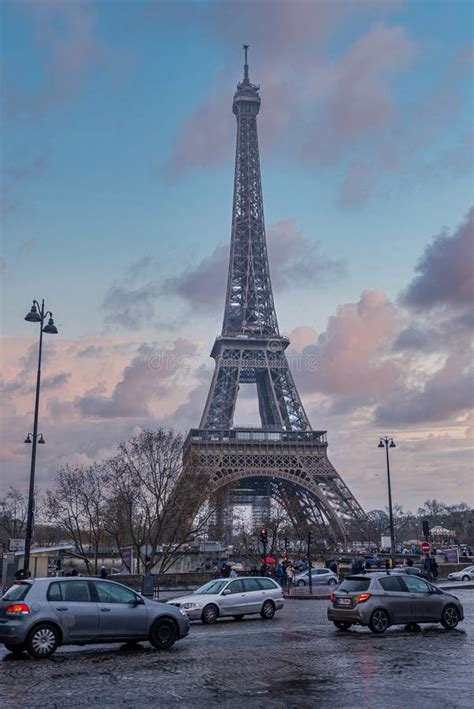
378;437;396;568
23;300;58;575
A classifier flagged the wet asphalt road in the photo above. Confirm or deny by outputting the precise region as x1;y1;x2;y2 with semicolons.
0;590;472;709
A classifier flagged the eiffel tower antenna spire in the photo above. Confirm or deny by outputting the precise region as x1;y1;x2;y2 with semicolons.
243;44;249;82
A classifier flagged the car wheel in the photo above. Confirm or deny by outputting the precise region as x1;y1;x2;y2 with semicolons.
441;604;460;630
201;604;219;625
369;609;390;634
233;615;245;620
260;600;275;620
462;575;470;581
149;618;178;650
328;578;337;585
333;620;352;631
26;624;59;659
4;642;26;655
297;580;305;587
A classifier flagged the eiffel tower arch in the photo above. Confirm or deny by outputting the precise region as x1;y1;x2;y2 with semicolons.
177;48;370;544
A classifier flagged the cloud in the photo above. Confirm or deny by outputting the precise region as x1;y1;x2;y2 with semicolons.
292;290;402;405
400;208;474;311
164;4;417;207
166;220;342;311
302;23;416;165
74;345;106;359
375;351;473;425
75;339;197;419
3;0;133;121
103;282;161;330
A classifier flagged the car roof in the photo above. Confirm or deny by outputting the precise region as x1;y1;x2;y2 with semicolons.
22;577;125;583
223;576;277;581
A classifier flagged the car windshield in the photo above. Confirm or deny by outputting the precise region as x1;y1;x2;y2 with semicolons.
2;581;32;601
338;577;370;593
194;580;228;595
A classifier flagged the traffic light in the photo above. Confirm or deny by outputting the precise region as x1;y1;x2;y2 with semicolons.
422;520;430;539
259;528;268;544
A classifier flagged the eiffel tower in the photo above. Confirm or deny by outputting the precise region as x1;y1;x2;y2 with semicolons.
181;47;369;544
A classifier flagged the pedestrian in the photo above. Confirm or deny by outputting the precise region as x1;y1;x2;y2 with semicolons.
351;557;359;574
286;564;294;591
329;561;337;574
358;557;366;574
385;558;391;570
100;565;108;579
275;563;284;586
430;557;438;581
422;555;432;580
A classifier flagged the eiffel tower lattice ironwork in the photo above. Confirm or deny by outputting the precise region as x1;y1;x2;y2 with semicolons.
180;47;369;544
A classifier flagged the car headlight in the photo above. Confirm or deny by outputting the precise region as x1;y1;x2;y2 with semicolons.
181;602;199;609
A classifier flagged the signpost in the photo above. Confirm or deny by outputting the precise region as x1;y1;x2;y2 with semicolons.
421;541;431;554
9;539;25;552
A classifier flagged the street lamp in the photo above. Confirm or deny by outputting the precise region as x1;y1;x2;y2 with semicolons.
378;437;396;568
22;299;58;576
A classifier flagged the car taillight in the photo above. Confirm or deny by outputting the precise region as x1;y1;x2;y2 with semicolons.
357;593;371;604
330;592;335;602
6;603;30;616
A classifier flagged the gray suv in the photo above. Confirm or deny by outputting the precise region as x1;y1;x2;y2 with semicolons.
0;577;190;658
327;573;464;633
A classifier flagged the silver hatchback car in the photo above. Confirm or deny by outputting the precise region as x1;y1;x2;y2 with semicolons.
293;568;339;586
327;573;464;633
167;576;284;624
0;577;189;658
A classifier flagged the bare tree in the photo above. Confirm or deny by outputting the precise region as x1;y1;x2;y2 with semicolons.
103;428;214;573
44;464;109;572
0;487;28;550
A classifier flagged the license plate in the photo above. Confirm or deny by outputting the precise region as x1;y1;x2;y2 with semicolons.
337;598;351;606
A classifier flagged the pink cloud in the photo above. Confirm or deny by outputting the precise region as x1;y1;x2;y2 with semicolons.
292;289;403;402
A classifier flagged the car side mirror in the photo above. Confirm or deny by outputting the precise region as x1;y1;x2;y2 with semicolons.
222;589;231;595
131;595;144;605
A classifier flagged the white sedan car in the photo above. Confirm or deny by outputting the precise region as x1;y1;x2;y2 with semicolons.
447;565;474;581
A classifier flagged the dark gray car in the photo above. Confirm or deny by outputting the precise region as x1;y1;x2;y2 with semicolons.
327;573;464;633
0;577;189;658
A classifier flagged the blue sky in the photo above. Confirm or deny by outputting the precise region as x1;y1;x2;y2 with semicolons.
1;0;473;510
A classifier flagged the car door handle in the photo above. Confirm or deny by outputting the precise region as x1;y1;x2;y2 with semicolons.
56;607;68;611
100;608;111;612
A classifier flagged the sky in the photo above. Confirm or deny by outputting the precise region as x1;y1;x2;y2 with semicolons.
1;0;473;514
